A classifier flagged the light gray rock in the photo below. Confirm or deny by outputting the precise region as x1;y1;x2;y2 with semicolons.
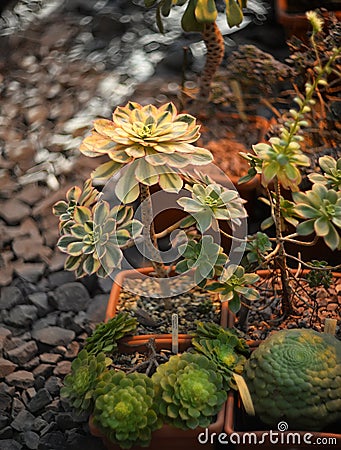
6;340;38;365
51;282;90;312
32;326;75;347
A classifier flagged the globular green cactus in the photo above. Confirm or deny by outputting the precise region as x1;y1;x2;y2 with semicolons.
85;313;137;356
93;371;162;449
152;352;226;430
191;322;249;389
244;329;341;431
60;350;110;412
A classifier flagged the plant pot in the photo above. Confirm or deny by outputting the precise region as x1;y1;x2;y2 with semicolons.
105;267;229;347
229;269;341;343
275;0;341;40
88;337;226;450
224;391;341;449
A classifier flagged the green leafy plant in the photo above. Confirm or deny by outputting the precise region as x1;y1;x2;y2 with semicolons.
93;371;161;449
60;350;110;413
305;260;333;289
152;352;226;429
85;313;138;355
243;328;341;431
308;155;341;190
191;322;249;389
206;265;259;313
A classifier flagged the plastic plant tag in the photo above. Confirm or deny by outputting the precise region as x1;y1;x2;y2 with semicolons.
233;372;255;416
172;313;179;354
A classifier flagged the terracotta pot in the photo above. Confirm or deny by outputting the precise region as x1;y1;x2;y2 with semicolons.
224;270;341;447
88;336;226;450
224;391;341;449
106;266;229;348
275;0;341;40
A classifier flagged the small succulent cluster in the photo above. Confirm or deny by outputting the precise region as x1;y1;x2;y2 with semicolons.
61;350;110;413
93;371;161;449
191;322;249;389
85;313;137;356
244;329;341;431
152;352;226;430
206;265;259;313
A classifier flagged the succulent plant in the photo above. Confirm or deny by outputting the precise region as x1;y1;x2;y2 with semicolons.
293;183;341;250
238;232;272;267
191;322;249;389
305;260;333;289
308;155;341;191
80;102;212;203
152;352;226;430
175;235;228;285
52;179;99;234
206;264;259;313
244;329;341;431
178;183;247;232
93;371;161;449
56;201;143;278
145;0;246;33
85;313;138;356
61;350;110;413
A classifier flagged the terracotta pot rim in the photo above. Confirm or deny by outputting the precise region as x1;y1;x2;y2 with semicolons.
105;266;229;330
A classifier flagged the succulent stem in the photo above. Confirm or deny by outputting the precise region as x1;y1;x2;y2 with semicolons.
198;22;225;103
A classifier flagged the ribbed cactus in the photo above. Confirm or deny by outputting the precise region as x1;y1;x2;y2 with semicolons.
244;329;341;431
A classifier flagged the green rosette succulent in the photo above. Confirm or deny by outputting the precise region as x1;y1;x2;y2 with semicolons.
61;350;110;413
56;201;143;278
93;371;161;449
308;155;341;191
191;322;249;389
206;264;259;313
85;313;138;356
52;179;99;234
178;183;246;232
152;352;226;430
244;329;341;431
293;183;341;250
175;235;228;286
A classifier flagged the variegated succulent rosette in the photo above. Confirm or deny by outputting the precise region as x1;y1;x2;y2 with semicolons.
53;102;248;295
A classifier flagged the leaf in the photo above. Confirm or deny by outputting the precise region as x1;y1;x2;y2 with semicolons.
181;0;204;32
74;206;92;224
225;0;243;27
159;172;183;192
115;163;140;204
92;160;123;180
67;242;85;256
296;219;315;236
161;0;173;16
314;216;329;237
323;225;340;251
228;294;241;313
195;0;218;23
156;3;165;33
145;0;158;6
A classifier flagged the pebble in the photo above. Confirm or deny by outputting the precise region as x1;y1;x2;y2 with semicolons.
11;410;35;432
0;358;17;377
5;371;35;389
0;287;25;310
0;200;31;225
27;388;52;413
51;282;91;312
5;305;38;328
32;327;75;347
6;341;38;365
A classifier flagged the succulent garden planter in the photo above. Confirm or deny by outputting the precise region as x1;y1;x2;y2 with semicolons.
229;269;341;343
105;267;229;346
275;0;341;40
224;391;341;449
88;336;226;450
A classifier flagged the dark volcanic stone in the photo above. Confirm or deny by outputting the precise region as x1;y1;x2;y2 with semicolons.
0;426;13;439
0;392;12;411
27;388;52;413
11;409;35;432
5;305;38;328
51;282;90;312
38;431;67;450
86;294;107;322
0;412;9;428
6;340;38;365
0;287;25;309
44;376;62;396
27;292;51;317
32;327;75;347
1;438;22;449
21;430;40;449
